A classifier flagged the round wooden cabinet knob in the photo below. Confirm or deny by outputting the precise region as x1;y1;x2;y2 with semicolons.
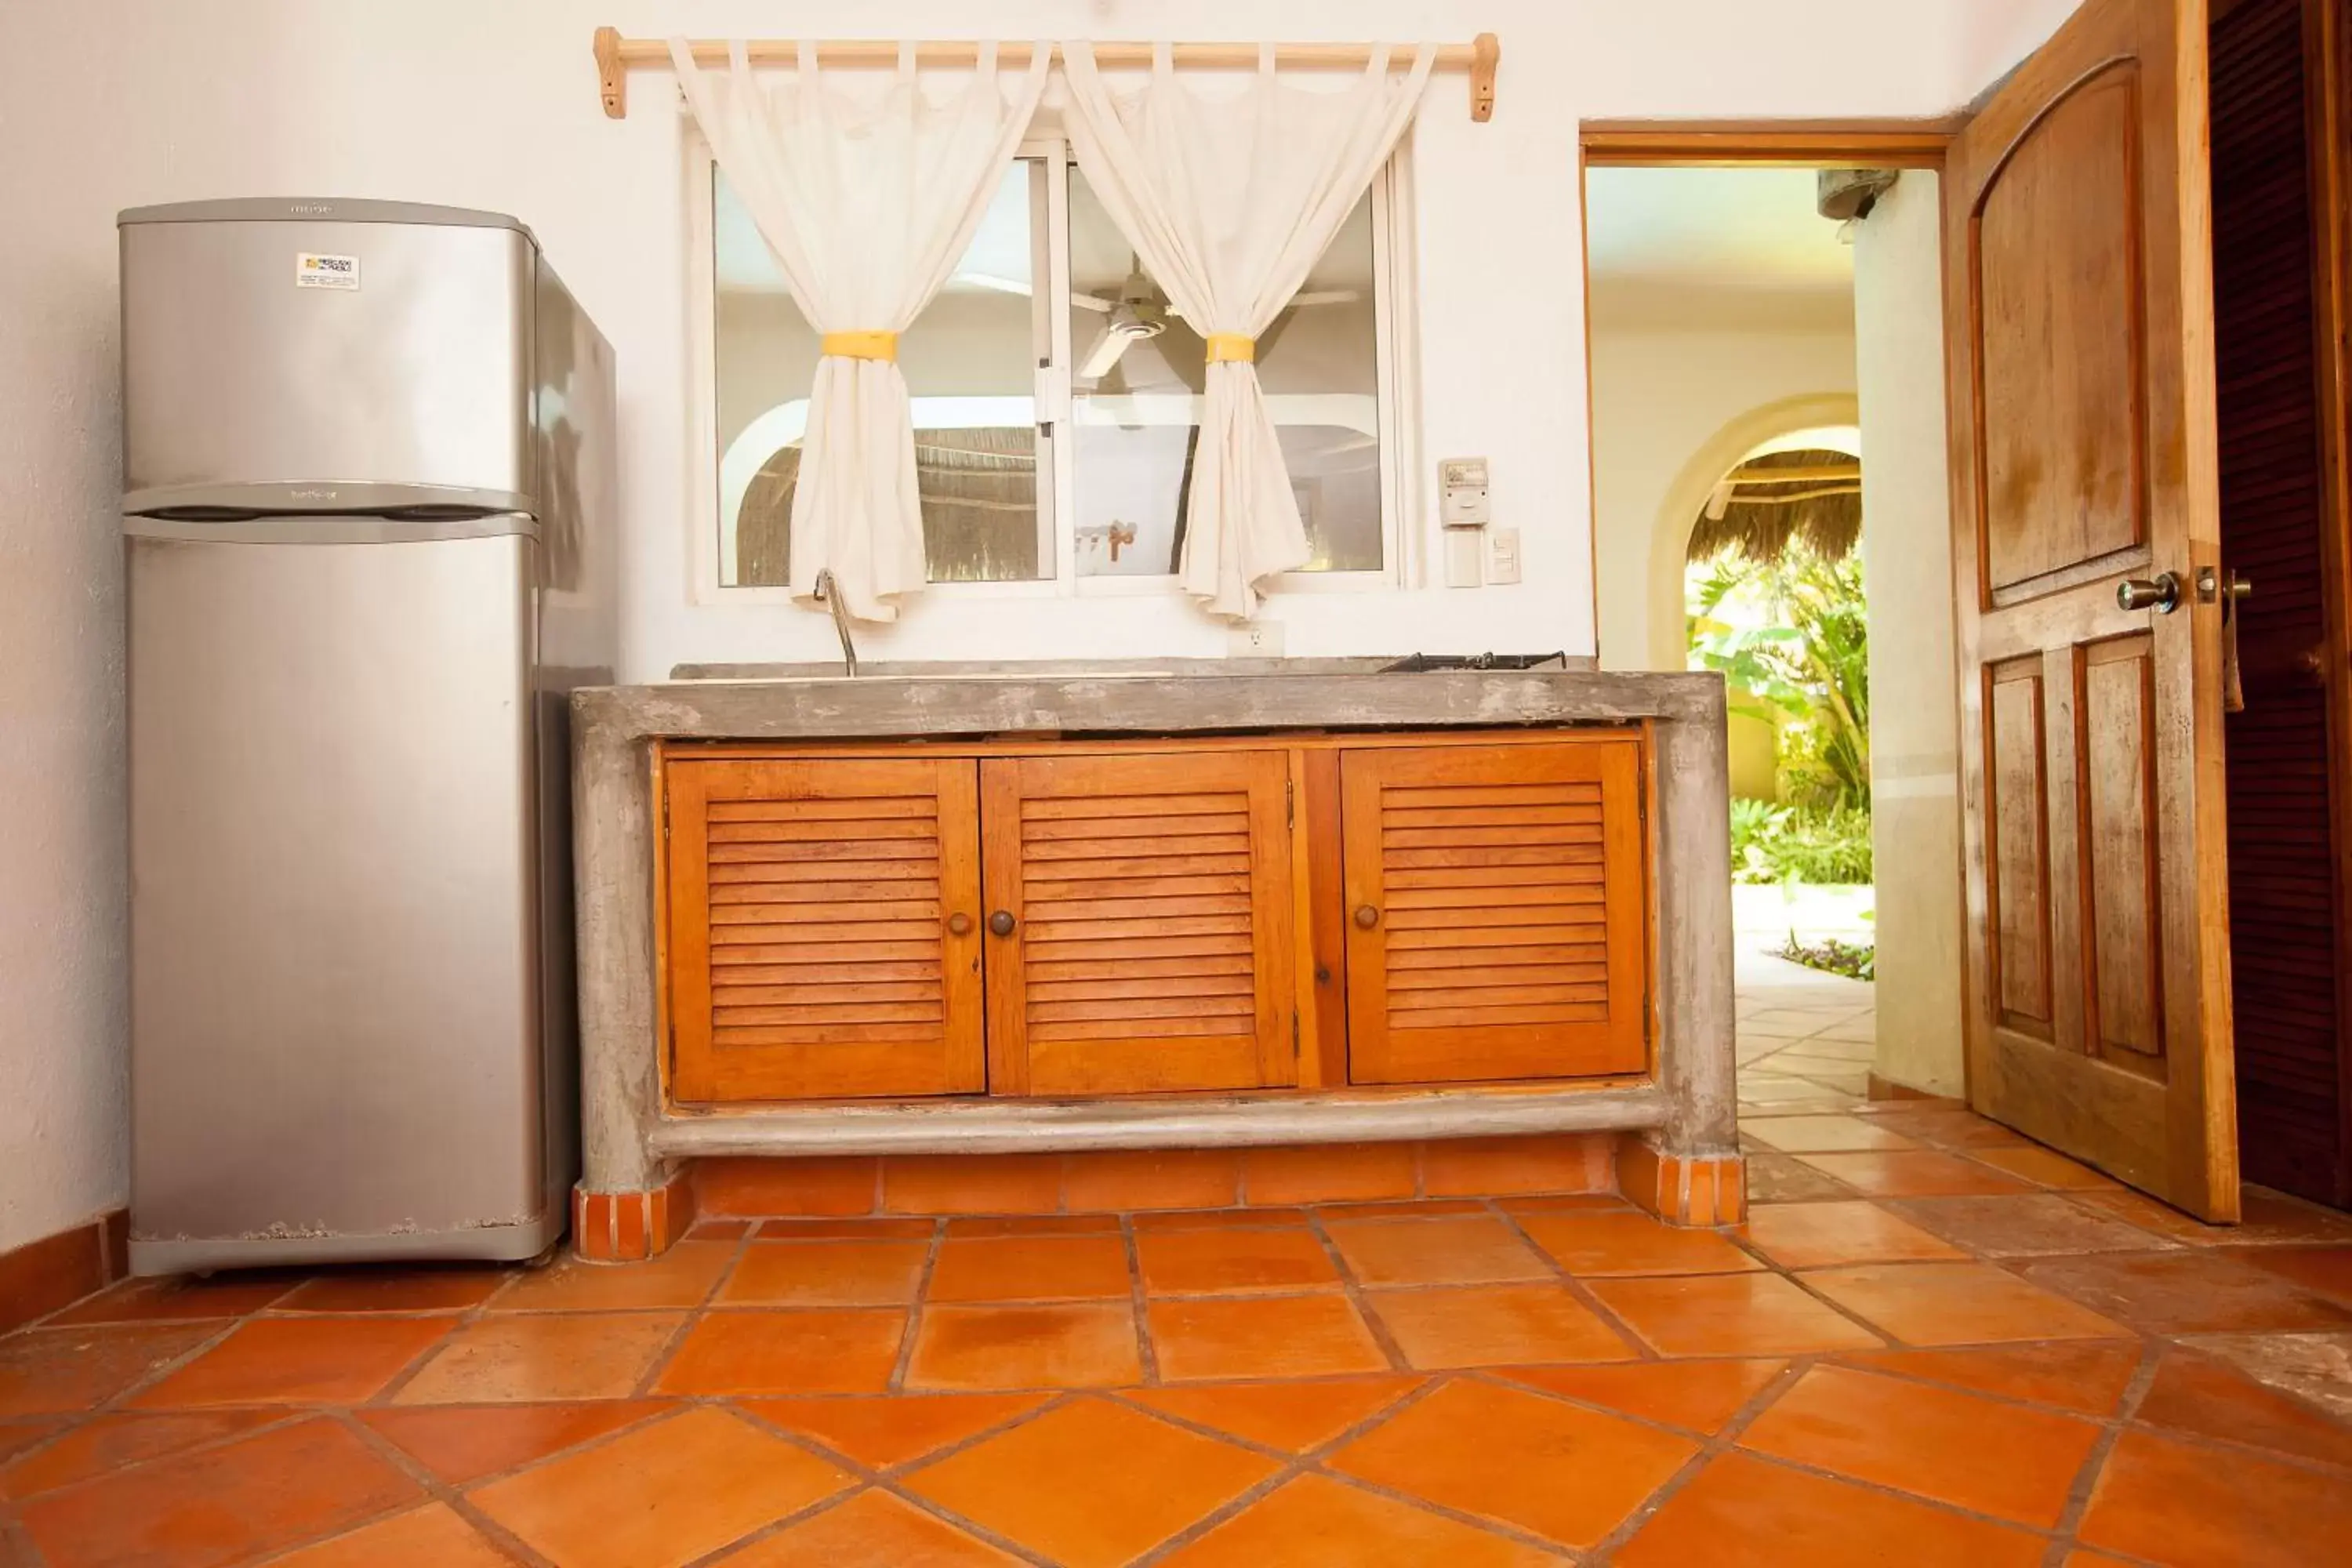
947;913;973;937
1354;905;1381;930
989;910;1018;938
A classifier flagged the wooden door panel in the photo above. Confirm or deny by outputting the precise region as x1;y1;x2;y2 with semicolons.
1950;0;2238;1218
1976;64;2148;593
667;757;985;1102
1987;659;2056;1034
2082;636;2166;1065
1342;740;1646;1085
982;751;1297;1096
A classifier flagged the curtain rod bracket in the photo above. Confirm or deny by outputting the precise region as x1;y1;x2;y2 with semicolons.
590;33;1502;122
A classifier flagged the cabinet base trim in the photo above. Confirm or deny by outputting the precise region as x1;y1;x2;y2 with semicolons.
649;1083;1668;1160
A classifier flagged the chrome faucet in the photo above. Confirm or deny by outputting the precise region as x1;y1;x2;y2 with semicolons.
812;568;858;677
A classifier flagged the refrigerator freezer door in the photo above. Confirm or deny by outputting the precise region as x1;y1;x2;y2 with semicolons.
128;530;553;1270
120;215;537;516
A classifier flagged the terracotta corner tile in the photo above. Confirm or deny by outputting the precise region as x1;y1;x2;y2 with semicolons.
1062;1149;1240;1211
1241;1142;1418;1206
723;1487;1022;1566
1518;1210;1766;1277
742;1392;1049;1469
1121;1374;1424;1453
1492;1358;1788;1435
1617;1450;2046;1566
263;1501;515;1566
1156;1473;1559;1567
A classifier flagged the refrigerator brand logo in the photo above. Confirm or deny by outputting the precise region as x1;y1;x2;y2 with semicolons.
291;488;338;501
294;252;361;292
287;203;335;215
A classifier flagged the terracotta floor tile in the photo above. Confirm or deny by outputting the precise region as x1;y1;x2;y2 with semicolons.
0;1417;63;1464
2077;1426;2352;1566
1147;1294;1389;1381
489;1240;738;1312
0;1409;281;1501
1588;1273;1882;1357
1156;1473;1558;1567
756;1215;937;1240
2016;1250;2352;1334
1324;1215;1554;1286
45;1272;302;1326
942;1214;1123;1237
1064;1149;1241;1211
1830;1341;2144;1417
470;1406;852;1568
884;1154;1062;1216
359;1399;670;1484
2133;1347;2352;1470
1793;1151;2036;1199
1616;1449;2046;1567
1122;1374;1423;1452
1745;1152;1860;1204
267;1501;516;1566
652;1308;905;1396
17;1417;421;1568
689;1218;756;1240
393;1312;685;1403
0;1323;218;1416
1135;1227;1341;1295
1805;1261;2133;1345
1741;1116;1920;1154
1496;1193;1635;1214
1316;1199;1490;1220
1241;1140;1419;1205
1131;1206;1309;1232
904;1396;1279;1568
905;1303;1143;1391
1368;1283;1637;1368
1744;1203;1965;1269
1517;1210;1766;1276
1967;1145;2120;1190
1494;1359;1788;1434
1737;1363;2100;1527
2073;1185;2352;1247
2234;1244;2352;1306
1886;1194;2179;1258
722;1487;1022;1566
273;1265;512;1314
1849;1108;2031;1149
742;1392;1048;1468
1331;1376;1696;1548
925;1235;1133;1303
718;1240;931;1307
132;1315;452;1406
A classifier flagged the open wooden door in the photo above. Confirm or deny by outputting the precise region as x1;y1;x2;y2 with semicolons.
1947;0;2241;1218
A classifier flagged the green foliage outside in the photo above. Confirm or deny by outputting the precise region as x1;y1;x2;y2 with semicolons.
1693;543;1874;887
1729;797;1874;887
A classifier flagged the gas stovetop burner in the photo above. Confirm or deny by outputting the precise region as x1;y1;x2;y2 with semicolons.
1377;651;1570;674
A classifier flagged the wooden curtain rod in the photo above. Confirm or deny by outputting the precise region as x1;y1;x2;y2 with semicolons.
591;29;1500;122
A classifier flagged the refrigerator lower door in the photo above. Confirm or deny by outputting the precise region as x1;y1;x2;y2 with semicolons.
128;524;556;1272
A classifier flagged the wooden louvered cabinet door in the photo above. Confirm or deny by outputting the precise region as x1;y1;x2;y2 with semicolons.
980;751;1298;1096
1341;740;1648;1084
665;757;985;1102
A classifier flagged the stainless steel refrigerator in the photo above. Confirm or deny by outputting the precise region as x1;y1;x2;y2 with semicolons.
119;198;616;1274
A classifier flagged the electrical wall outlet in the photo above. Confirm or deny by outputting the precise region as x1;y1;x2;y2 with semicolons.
1485;526;1523;585
1227;619;1287;657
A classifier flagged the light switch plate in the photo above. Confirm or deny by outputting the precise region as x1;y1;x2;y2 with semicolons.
1228;619;1287;657
1444;528;1484;588
1485;526;1523;586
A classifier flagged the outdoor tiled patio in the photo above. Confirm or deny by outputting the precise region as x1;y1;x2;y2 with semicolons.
7;1087;2352;1566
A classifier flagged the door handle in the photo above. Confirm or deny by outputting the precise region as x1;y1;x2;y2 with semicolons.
1354;904;1381;930
2117;573;2181;614
989;910;1017;938
947;913;973;937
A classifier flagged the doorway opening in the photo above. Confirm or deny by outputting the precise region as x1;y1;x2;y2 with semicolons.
1582;156;1959;1118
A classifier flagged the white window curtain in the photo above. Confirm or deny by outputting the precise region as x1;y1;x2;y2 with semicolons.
671;39;1049;622
1061;41;1435;619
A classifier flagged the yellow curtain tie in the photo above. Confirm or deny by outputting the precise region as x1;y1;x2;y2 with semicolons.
821;330;899;361
1204;333;1256;365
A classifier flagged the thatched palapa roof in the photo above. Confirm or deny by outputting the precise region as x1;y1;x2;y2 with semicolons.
1687;447;1862;562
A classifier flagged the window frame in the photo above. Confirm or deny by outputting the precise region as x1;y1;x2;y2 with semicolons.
684;128;1418;607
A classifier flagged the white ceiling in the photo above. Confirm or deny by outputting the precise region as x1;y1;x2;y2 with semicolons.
1584;166;1855;318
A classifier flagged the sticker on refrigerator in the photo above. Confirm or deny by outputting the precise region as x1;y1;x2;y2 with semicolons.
295;252;360;290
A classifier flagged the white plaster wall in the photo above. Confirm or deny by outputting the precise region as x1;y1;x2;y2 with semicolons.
1853;172;1966;1096
0;0;2080;1253
1589;322;1860;673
